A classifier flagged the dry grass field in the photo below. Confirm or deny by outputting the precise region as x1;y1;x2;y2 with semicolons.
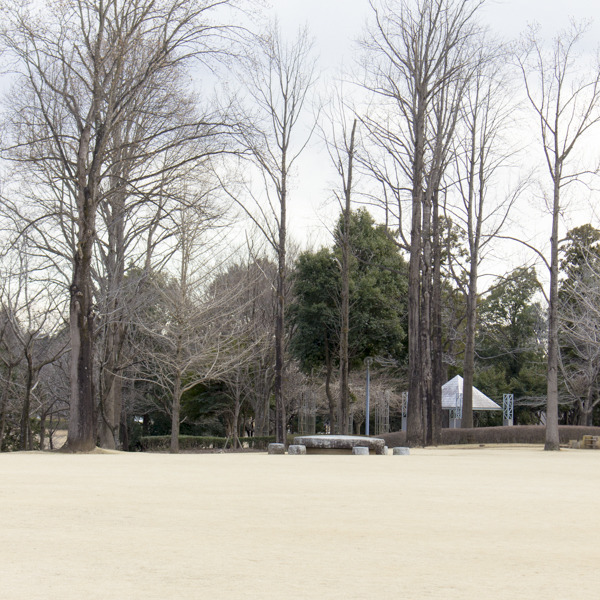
1;446;598;599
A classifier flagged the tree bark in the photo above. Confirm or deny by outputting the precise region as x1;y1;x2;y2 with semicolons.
274;190;287;445
324;331;336;433
406;95;426;448
545;174;561;450
339;119;357;436
431;191;443;445
0;365;13;451
170;367;182;454
66;215;97;452
20;353;34;451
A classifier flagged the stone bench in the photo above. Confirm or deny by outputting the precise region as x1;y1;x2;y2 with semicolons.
292;434;387;455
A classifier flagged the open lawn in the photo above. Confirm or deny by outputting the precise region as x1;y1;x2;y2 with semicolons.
1;446;598;599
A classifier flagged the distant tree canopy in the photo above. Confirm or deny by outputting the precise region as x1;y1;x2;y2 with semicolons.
558;225;600;425
474;267;546;406
289;209;408;374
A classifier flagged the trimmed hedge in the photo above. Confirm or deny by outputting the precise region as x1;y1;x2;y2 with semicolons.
139;435;277;452
380;425;600;447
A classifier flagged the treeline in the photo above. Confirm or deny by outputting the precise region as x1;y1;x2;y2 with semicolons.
0;0;599;452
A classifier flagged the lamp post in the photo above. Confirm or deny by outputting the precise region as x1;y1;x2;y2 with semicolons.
364;357;373;436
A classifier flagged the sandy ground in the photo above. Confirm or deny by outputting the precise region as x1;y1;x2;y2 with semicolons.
1;446;598;599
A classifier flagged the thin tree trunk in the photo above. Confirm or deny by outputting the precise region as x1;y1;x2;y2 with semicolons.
20;355;34;450
0;365;12;451
421;188;434;447
98;146;127;450
431;191;443;445
545;175;561;451
39;412;46;450
407;99;425;448
170;332;183;453
324;331;336;433
461;119;479;430
274;155;287;445
339;119;357;436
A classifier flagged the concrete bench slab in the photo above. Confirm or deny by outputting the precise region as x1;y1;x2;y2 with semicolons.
293;434;386;455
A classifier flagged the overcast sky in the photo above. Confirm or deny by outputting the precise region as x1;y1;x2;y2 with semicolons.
255;0;600;274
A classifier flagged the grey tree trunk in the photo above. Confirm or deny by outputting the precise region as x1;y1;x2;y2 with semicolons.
406;99;426;448
66;202;98;452
170;364;182;454
431;192;443;445
98;172;127;450
0;365;12;451
324;332;337;434
20;353;34;450
421;187;434;447
339;119;357;436
274;176;287;445
545;176;561;451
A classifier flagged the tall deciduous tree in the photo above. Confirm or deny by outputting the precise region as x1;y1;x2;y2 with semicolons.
1;0;236;451
320;95;359;434
517;22;600;450
446;43;521;428
559;225;600;426
361;0;484;445
235;24;317;444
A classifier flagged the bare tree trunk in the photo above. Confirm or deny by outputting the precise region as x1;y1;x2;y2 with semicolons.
170;366;182;454
431;192;443;445
66;214;97;452
462;273;477;429
0;365;13;451
98;173;126;450
98;323;122;449
20;354;34;450
461;120;479;430
324;331;336;433
170;323;184;453
274;191;287;445
545;178;561;450
421;189;434;447
120;406;129;452
339;119;357;436
407;103;425;448
39;412;46;450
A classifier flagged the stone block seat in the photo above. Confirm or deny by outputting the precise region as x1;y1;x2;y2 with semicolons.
292;434;386;455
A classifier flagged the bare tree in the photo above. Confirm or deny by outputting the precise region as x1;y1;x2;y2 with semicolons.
1;0;238;451
209;255;277;436
445;43;523;428
234;24;317;444
0;240;69;450
517;22;600;450
128;183;262;453
361;0;484;445
320;88;359;434
559;249;600;425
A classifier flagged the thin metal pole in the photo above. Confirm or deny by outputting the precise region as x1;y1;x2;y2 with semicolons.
365;357;372;436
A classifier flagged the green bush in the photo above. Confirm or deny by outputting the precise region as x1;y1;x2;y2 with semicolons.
381;425;600;447
139;435;278;452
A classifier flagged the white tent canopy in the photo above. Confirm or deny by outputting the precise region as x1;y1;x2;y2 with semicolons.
442;375;501;411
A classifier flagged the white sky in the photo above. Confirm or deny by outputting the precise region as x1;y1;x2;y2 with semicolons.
260;0;600;283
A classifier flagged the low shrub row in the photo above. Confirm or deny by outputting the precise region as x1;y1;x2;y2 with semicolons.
139;435;277;452
381;425;600;447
